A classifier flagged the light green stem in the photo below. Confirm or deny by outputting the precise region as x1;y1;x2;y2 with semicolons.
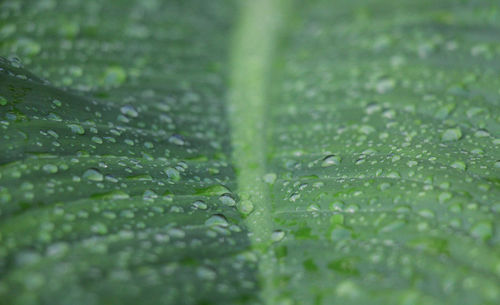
228;0;289;303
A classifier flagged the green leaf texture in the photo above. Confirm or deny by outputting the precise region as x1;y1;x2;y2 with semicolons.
1;0;499;304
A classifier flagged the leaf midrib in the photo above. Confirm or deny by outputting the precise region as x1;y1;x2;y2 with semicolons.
228;0;290;303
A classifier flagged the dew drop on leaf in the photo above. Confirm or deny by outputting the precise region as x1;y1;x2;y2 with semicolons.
42;164;58;174
67;124;85;135
168;134;185;146
82;168;104;181
120;105;138;118
238;199;254;215
263;172;277;184
192;200;208;210
321;154;341;167
451;160;466;171
470;221;493;241
205;214;229;227
271;230;285;242
441;127;462;141
219;193;236;206
165;167;180;181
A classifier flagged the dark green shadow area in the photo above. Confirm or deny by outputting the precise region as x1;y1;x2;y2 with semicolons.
0;1;259;304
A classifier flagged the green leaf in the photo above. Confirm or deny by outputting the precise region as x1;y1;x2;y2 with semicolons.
1;0;499;304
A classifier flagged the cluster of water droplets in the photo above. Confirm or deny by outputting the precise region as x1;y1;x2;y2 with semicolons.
0;0;261;303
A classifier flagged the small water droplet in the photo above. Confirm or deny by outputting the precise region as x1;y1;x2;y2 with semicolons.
120;105;138;118
205;214;229;227
451;160;466;171
0;96;8;106
67;124;85;135
263;173;277;184
271;230;285;242
289;193;300;202
52;99;62;107
307;203;320;212
165;167;180;181
238;200;254;215
196;266;216;281
83;168;104;181
441;127;462;141
192;200;208;210
359;125;375;135
42;164;58;174
321;154;341;167
219;193;236;207
102;66;127;87
329;201;344;211
438;192;452;203
169;134;185;145
470;221;493;241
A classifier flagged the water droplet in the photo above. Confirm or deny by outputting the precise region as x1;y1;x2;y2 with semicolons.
307;203;320;212
169;134;185;145
67;124;85;135
336;280;361;298
346;204;360;213
441;127;462;141
238;200;254;215
359;125;375;135
165;167;180;181
438;192;452;203
91;136;103;144
42;164;58;174
168;228;186;238
407;160;418;167
329;201;344;211
120;210;135;219
52;99;62;107
91;223;108;234
451;160;466;171
474;129;490;138
102;66;127;87
321;154;341;167
196;266;216;281
271;230;285;242
378;182;391;191
120;105;138;118
219;193;236;207
192;200;207;210
205;214;229;227
418;209;435;219
263;173;277;184
289;193;300;202
470;221;493;241
387;171;401;178
466;107;483;118
83;168;104;181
